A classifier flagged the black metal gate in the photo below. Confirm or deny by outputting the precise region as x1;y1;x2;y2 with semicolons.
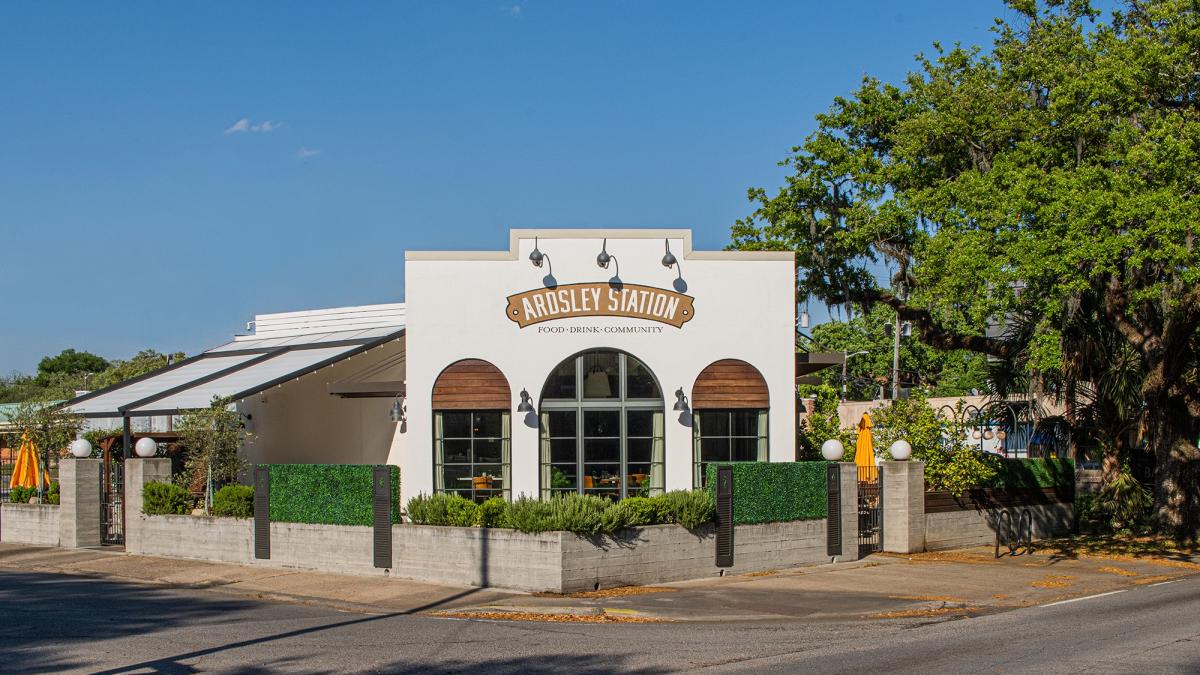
101;455;124;546
857;465;883;556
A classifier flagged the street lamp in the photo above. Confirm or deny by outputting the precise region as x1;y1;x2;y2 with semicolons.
841;350;869;400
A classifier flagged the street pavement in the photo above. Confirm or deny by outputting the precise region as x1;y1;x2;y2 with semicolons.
0;542;1196;673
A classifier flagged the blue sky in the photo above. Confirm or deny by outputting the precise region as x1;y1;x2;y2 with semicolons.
1;1;1017;374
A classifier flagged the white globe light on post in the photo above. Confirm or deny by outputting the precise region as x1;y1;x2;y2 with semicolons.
820;439;845;461
134;437;158;458
69;438;93;459
889;439;912;461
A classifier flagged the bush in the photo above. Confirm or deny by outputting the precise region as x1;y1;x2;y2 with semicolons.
504;496;556;533
476;497;509;528
405;493;480;526
446;495;480;527
8;486;35;504
705;462;827;524
212;484;253;518
648;490;716;529
547;493;608;536
1092;467;1153;534
143;481;190;515
268;464;400;526
990;458;1074;489
46;481;60;505
615;496;657;527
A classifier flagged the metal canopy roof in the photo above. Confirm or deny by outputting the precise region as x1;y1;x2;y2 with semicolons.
65;320;404;419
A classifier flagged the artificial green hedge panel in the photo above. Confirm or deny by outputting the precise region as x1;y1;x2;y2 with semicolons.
991;458;1074;490
705;461;830;525
266;464;400;526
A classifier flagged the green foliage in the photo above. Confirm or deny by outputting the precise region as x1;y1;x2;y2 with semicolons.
46;481;59;505
91;350;187;390
797;384;855;460
547;493;609;537
405;493;479;526
990;458;1074;490
176;397;250;506
142;481;190;515
1093;467;1154;535
614;496;657;527
649;490;716;529
36;349;109;385
8;486;35;504
5;399;83;466
268;464;400;526
705;462;827;525
477;497;509;528
446;495;481;527
211;484;253;518
503;496;556;533
928;451;1000;497
870;395;997;496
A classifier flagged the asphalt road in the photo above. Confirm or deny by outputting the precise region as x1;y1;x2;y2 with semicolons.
0;570;1195;674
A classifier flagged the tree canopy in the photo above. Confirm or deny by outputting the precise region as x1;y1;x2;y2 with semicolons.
734;0;1200;536
35;349;109;385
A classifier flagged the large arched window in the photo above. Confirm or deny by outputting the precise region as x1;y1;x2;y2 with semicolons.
692;359;769;487
432;359;511;502
539;350;664;500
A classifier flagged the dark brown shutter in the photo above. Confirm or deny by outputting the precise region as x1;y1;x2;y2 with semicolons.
373;465;392;568
692;360;769;409
715;466;734;567
254;466;270;560
432;359;511;410
826;463;841;557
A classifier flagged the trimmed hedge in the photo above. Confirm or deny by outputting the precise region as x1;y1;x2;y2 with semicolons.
990;458;1074;490
212;484;254;518
267;464;400;526
705;461;830;525
143;481;190;515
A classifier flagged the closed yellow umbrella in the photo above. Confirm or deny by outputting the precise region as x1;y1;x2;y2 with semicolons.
10;433;49;491
854;413;877;483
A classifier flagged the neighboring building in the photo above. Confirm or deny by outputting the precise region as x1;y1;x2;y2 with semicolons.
64;229;797;507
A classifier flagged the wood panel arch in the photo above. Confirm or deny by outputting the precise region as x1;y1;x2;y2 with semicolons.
692;359;769;409
432;359;511;410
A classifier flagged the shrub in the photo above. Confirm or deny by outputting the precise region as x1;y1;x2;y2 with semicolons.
46;481;60;505
143;481;190;515
267;464;400;526
445;495;480;527
927;450;999;496
704;462;826;524
990;458;1074;489
211;484;253;518
8;486;35;504
476;497;509;528
1093;467;1153;534
648;490;715;529
505;496;556;533
615;496;657;527
548;493;608;536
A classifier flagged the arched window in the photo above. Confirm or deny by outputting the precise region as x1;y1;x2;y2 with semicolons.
692;359;769;487
539;350;664;500
432;359;511;502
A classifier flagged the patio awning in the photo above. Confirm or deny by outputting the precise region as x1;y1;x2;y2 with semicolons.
65;325;404;418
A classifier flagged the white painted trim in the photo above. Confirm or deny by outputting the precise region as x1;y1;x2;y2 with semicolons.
404;228;794;262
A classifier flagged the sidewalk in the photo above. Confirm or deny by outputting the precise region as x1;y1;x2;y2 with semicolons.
1;540;1196;624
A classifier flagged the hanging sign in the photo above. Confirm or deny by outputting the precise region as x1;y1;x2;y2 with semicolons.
506;282;695;329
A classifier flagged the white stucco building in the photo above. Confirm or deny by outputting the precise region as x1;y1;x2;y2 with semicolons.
66;229;796;507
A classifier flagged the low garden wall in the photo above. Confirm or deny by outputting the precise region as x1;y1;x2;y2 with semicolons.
0;504;60;547
923;495;1073;551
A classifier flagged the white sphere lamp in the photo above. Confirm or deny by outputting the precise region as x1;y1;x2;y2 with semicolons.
820;439;845;461
134;437;158;458
69;439;93;459
889;439;912;461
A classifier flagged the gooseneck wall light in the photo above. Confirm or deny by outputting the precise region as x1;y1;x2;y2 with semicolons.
516;389;535;413
596;238;612;269
389;395;406;423
661;239;677;268
529;237;547;267
672;388;689;412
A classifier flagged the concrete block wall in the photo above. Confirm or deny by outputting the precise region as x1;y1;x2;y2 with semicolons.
59;458;101;548
837;462;860;561
125;458;173;555
882;461;926;554
392;524;562;590
924;503;1073;551
0;504;61;546
135;514;254;563
269;522;378;576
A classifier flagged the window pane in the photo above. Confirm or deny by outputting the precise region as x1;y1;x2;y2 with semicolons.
583;410;619;437
626;356;661;399
584;438;620;463
440;463;472;487
581;352;619;399
473;412;503;438
732;437;758;462
698;411;730;437
627;437;652;463
475;439;502;464
700;437;729;463
441;439;470;464
550;438;576;464
582;465;621;490
441;412;471;438
731;410;760;437
545;410;577;438
542;359;577;400
549;464;578;490
626;410;656;438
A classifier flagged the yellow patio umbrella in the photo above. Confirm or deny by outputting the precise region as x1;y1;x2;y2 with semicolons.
9;433;50;492
854;413;877;483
